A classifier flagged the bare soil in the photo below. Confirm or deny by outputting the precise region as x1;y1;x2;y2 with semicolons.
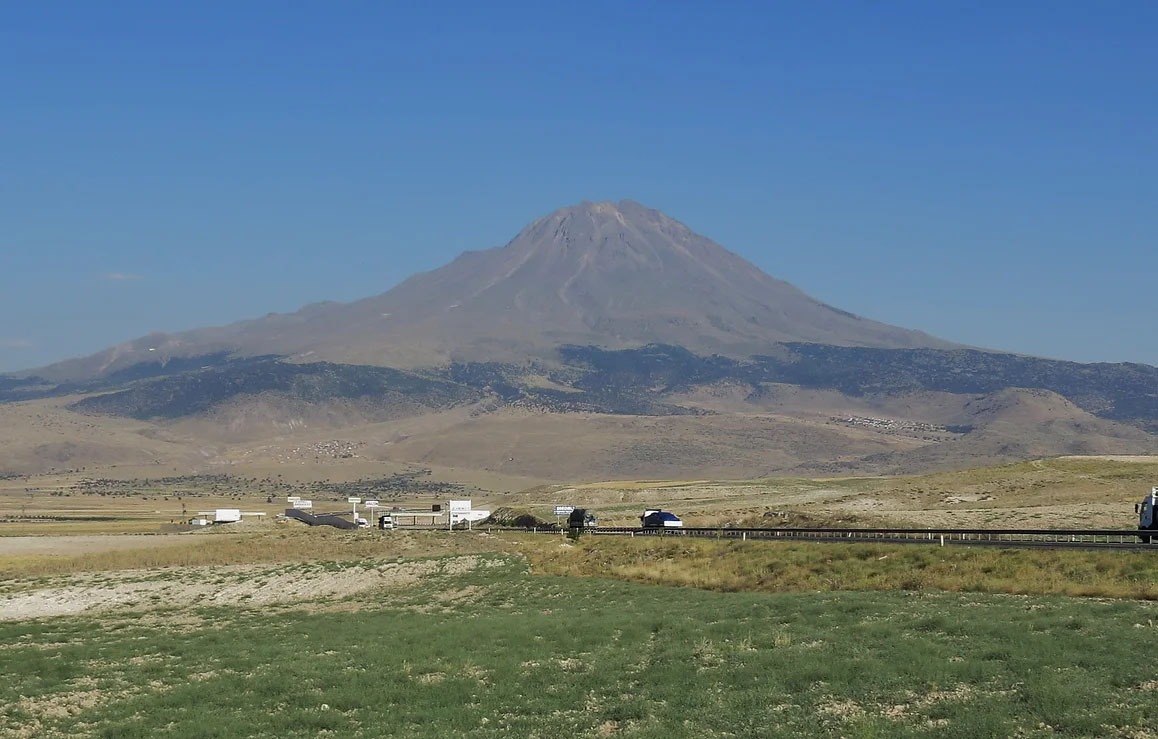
0;534;204;558
0;554;484;622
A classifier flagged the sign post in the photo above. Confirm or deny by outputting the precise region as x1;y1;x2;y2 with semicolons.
448;500;472;531
348;497;361;523
365;500;380;528
554;505;575;530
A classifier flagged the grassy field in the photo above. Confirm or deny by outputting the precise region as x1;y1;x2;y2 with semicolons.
2;457;1157;737
2;527;1155;599
2;551;1157;738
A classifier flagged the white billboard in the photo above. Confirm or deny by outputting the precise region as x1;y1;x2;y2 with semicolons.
448;500;472;514
450;509;490;524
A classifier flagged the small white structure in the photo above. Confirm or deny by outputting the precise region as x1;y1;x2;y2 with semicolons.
450;509;490;524
214;508;242;523
195;509;267;525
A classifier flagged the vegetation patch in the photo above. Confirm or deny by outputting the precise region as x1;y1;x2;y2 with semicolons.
520;536;1158;600
1;555;1156;737
483;507;554;528
68;360;480;420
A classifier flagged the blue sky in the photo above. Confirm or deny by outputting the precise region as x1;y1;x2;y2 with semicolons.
3;1;1155;372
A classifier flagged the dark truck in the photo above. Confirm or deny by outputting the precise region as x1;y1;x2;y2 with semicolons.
567;508;598;530
1137;487;1157;543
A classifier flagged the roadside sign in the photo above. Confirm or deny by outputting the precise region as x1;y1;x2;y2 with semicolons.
554;505;575;516
448;500;472;514
287;496;300;503
292;500;313;510
365;500;380;507
347;497;362;504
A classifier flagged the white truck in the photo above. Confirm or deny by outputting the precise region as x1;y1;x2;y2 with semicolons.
1137;487;1157;543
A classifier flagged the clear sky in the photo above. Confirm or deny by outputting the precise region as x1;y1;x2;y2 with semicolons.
3;2;1156;372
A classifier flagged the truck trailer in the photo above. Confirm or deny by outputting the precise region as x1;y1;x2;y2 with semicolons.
641;509;683;529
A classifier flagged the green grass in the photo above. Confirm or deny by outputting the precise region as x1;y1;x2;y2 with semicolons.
2;554;1157;738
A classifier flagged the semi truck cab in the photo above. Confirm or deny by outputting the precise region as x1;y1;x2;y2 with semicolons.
1137;487;1157;543
568;508;597;529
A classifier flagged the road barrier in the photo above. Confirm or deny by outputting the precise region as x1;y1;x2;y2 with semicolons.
503;525;1155;550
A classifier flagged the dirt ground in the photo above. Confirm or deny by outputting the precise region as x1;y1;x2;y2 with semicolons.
0;534;206;558
0;553;485;622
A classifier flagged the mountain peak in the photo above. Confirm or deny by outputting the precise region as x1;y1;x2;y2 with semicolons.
344;198;957;363
33;200;958;379
513;199;699;266
552;198;671;225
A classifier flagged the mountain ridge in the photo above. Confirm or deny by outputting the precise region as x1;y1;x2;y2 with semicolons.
6;344;1154;479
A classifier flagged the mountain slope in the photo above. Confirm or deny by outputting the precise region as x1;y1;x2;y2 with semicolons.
318;199;955;364
15;343;1145;480
854;388;1156;475
30;200;957;382
9;200;1153;482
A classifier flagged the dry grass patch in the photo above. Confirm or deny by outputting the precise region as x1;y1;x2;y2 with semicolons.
0;527;518;578
520;536;1158;599
516;456;1158;529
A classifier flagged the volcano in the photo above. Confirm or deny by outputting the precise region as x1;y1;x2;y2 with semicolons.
9;201;1157;481
35;200;956;380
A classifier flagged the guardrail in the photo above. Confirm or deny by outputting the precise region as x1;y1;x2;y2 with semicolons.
503;526;1155;548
